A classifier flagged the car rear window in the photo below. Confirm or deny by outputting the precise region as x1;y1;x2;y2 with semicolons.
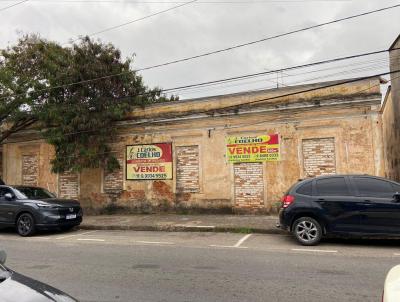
296;182;312;195
353;177;394;198
316;177;350;196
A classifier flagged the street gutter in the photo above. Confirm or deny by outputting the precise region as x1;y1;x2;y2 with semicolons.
79;224;285;234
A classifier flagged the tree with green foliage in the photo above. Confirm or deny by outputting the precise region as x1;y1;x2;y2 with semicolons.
0;35;176;173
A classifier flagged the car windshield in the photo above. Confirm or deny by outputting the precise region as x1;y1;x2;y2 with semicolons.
14;187;56;200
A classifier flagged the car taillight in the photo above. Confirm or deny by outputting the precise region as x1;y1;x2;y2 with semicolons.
281;195;295;208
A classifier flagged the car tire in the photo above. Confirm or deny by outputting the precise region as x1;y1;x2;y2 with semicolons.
16;213;36;237
292;217;322;246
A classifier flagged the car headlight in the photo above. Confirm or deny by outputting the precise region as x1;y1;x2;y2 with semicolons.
35;203;56;208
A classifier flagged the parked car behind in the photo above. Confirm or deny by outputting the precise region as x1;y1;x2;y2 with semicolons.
0;250;78;302
0;185;82;236
277;175;400;245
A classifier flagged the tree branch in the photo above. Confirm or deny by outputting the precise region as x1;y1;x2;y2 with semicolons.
0;117;37;144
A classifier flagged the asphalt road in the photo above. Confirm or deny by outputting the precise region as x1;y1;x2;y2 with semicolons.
1;229;400;302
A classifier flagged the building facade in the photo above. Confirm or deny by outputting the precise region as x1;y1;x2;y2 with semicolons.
382;35;400;181
1;77;386;213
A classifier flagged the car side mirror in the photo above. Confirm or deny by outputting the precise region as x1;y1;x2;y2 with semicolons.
393;192;400;202
4;193;14;201
0;251;6;265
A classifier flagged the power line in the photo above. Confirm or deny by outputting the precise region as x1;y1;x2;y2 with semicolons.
287;62;389;86
2;47;397;101
206;57;394;92
177;62;390;96
165;51;399;96
0;0;28;11
160;48;398;93
65;0;198;45
174;57;393;95
211;70;399;112
134;4;400;72
0;0;353;3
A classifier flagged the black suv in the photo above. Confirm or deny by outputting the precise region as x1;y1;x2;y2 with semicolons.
278;175;400;245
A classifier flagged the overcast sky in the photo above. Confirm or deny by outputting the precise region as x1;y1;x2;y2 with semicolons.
1;0;399;99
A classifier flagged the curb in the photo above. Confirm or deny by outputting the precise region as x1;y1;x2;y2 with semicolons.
79;224;285;235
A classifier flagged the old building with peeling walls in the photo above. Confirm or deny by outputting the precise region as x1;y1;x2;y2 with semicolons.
1;76;387;214
382;34;400;181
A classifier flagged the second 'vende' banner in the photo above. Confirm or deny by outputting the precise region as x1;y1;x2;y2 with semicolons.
126;143;173;180
226;134;280;163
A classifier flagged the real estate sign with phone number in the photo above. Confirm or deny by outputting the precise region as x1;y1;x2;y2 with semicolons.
126;143;173;180
226;134;280;162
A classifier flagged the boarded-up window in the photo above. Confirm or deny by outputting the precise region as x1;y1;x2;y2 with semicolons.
59;171;79;199
234;162;264;209
176;146;200;193
104;147;124;192
302;137;336;177
22;154;38;186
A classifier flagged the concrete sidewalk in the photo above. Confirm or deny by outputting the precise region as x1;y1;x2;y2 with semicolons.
80;214;282;234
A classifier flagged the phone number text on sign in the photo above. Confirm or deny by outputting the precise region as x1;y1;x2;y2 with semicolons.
126;143;173;180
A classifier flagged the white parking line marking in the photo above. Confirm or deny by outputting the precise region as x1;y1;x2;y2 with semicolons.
77;238;105;242
234;234;252;248
292;248;338;253
135;241;174;245
393;253;400;256
56;230;97;240
209;244;249;249
209;245;234;248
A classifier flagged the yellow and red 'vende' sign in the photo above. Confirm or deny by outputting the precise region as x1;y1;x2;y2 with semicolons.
226;134;280;162
126;143;173;180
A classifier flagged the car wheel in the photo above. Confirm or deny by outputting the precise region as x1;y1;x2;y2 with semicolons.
16;213;36;237
292;217;322;246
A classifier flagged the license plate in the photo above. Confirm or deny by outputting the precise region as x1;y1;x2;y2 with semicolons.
66;214;77;220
